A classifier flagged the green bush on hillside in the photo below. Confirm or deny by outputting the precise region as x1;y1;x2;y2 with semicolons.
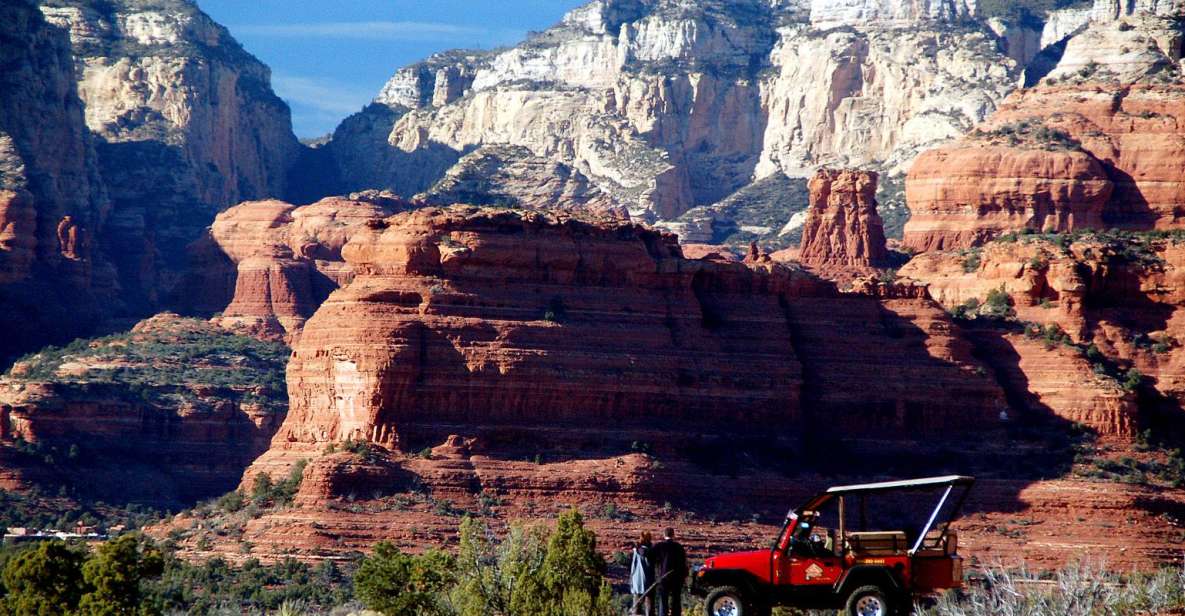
977;0;1092;25
5;318;289;416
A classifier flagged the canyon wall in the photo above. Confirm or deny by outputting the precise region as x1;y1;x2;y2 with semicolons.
308;0;1019;248
245;205;1005;481
40;0;303;312
0;0;302;365
0;0;110;366
902;234;1185;439
190;193;413;338
903;6;1185;251
212;205;1185;571
0;314;287;503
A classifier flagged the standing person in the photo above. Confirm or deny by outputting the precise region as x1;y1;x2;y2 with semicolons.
629;531;655;616
649;527;688;616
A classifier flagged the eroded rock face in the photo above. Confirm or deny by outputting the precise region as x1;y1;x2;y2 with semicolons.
244;205;1005;482
904;143;1114;252
194;194;412;338
903;10;1185;251
901;234;1185;438
0;314;288;503
39;0;302;311
309;0;1018;242
798;169;888;272
0;0;302;364
0;0;109;365
415;145;625;216
215;207;1185;571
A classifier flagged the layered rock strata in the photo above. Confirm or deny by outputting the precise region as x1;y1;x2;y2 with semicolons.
191;193;412;338
309;0;1018;245
798;169;888;272
245;206;1005;482
901;233;1185;438
177;207;1185;572
38;0;302;311
0;314;288;503
903;10;1185;251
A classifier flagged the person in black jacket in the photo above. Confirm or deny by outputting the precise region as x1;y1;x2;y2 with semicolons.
648;527;688;616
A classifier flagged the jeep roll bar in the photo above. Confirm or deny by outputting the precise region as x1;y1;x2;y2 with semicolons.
787;476;975;556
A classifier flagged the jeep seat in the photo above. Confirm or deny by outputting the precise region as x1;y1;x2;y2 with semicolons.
846;531;907;555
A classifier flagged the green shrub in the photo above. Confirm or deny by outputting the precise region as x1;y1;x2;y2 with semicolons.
247;460;307;509
1;541;89;615
354;542;455;616
452;511;613;616
982;286;1014;319
79;533;164;615
961;251;982;273
1122;368;1144;392
342;439;379;463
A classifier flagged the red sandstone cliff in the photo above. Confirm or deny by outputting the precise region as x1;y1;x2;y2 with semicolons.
188;193;412;338
900;233;1185;439
0;314;287;503
903;14;1185;252
798;169;888;273
244;206;1004;482
113;205;1180;571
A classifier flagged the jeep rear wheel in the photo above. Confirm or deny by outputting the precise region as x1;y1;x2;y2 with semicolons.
844;585;893;616
704;586;746;616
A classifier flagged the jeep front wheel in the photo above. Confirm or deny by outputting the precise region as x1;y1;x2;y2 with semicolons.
844;584;893;616
704;586;746;616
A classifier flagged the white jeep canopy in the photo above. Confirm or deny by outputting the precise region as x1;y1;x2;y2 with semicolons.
825;475;974;495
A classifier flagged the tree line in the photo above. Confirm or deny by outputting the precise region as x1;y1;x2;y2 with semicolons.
0;510;615;616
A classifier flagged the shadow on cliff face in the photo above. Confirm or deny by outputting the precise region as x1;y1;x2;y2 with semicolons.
289;103;464;204
374;284;1090;524
95;139;220;318
1;395;283;509
1082;265;1185;448
1100;165;1158;231
0;278;101;371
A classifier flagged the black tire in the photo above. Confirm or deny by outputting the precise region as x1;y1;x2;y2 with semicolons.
703;586;746;616
843;584;896;616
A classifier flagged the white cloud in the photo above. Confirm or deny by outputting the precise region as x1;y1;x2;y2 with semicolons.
232;21;517;42
271;73;373;116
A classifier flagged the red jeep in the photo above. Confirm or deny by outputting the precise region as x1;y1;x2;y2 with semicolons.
691;475;973;616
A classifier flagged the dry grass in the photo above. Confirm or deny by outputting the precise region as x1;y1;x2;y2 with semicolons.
919;560;1185;616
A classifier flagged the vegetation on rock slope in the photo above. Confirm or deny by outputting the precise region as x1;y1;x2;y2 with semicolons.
5;315;289;416
978;0;1093;25
2;521;1184;615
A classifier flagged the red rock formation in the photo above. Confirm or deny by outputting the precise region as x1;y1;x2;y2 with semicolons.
134;206;1180;572
245;205;1005;483
0;314;287;503
903;12;1185;251
992;84;1185;230
900;233;1185;438
798;169;888;271
904;144;1113;252
0;189;37;284
194;194;411;338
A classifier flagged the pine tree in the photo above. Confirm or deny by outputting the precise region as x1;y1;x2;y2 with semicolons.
78;534;164;616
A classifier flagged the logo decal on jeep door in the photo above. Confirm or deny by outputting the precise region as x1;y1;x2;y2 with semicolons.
805;563;824;581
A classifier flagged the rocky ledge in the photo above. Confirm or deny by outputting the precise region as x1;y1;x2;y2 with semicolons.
0;314;288;504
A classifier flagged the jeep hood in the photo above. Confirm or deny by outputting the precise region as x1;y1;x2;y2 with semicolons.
704;549;771;569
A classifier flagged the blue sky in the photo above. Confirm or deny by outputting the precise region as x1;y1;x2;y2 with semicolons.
196;1;586;138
